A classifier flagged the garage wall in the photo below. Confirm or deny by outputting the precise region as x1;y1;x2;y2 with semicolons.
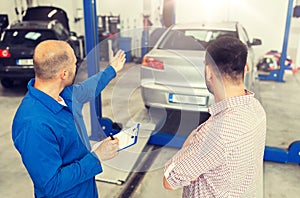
0;1;19;23
288;19;300;67
97;0;164;29
1;0;299;65
0;0;84;35
175;0;289;62
34;0;162;35
0;0;154;58
97;0;165;57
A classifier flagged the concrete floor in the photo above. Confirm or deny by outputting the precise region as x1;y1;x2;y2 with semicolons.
0;63;300;198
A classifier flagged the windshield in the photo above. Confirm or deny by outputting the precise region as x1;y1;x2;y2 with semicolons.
158;29;238;50
2;30;57;46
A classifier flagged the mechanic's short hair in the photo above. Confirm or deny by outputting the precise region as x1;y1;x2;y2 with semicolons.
205;36;248;81
33;40;72;80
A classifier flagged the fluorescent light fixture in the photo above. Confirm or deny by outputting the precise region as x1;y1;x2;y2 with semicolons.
48;9;57;18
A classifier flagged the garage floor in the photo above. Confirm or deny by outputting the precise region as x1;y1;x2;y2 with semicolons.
0;62;300;198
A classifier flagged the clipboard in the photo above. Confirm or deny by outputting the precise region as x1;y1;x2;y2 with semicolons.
91;123;140;152
114;123;140;151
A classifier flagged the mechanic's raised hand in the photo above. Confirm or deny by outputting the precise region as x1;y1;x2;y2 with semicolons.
94;137;119;161
110;49;126;73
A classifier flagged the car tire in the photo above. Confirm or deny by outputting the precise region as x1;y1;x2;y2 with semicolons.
1;78;14;88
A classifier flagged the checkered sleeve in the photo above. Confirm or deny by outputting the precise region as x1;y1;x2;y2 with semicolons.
164;126;226;189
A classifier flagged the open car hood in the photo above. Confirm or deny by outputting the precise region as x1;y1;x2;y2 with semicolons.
23;6;70;32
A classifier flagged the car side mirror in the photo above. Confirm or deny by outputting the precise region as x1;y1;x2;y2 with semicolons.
251;38;262;46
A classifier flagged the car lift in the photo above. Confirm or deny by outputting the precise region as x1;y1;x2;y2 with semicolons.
258;0;294;83
257;0;300;164
83;0;300;171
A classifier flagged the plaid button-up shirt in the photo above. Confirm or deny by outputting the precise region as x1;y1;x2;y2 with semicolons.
164;90;266;197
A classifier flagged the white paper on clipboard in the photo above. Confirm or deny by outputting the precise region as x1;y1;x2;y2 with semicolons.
91;123;140;152
114;123;140;151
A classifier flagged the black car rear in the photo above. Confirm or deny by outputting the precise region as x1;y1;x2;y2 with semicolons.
0;28;58;76
0;20;82;88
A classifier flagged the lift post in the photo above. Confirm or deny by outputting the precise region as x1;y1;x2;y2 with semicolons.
83;0;111;140
258;0;294;82
83;0;123;141
259;0;300;164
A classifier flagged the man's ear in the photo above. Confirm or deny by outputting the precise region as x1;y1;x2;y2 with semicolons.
59;69;68;80
205;64;213;81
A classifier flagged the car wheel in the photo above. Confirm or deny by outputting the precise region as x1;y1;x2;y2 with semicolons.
1;78;14;88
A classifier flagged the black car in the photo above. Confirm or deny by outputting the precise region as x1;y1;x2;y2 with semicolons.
0;6;83;88
23;6;71;32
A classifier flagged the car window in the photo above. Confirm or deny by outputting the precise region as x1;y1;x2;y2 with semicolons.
2;30;57;46
158;29;237;50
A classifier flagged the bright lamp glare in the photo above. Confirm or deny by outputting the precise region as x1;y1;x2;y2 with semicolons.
175;0;245;23
203;0;226;7
202;0;227;22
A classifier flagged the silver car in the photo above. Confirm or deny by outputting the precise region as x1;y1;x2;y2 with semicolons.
141;22;261;112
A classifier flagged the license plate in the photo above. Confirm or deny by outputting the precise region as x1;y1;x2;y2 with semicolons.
169;93;207;106
16;59;33;66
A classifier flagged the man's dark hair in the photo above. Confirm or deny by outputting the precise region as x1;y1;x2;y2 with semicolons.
205;36;248;81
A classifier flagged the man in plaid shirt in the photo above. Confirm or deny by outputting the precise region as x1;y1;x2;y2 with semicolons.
163;36;266;197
